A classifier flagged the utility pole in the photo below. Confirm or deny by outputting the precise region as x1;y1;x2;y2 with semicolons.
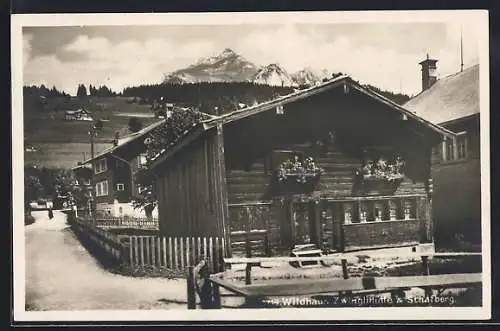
460;26;464;72
88;119;103;217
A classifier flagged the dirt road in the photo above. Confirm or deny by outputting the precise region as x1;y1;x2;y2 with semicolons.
25;210;187;311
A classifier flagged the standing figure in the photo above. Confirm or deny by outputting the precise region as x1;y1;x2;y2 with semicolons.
48;207;54;220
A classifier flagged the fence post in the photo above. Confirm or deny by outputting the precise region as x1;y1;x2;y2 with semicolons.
214;237;220;273
245;263;252;285
157;236;161;268
162;237;167;267
140;236;145;266
209;237;214;273
128;237;134;268
187;266;196;310
341;259;349;279
212;283;221;309
421;255;432;298
180;237;185;269
174;237;179;269
245;207;252;259
168;237;173;268
264;230;271;257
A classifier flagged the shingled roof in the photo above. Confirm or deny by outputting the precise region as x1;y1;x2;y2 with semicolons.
403;64;479;125
73;118;167;168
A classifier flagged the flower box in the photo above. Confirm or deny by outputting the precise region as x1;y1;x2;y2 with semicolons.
355;155;405;184
362;173;405;182
276;156;325;183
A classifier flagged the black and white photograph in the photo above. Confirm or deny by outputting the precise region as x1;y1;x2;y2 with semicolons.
11;10;490;321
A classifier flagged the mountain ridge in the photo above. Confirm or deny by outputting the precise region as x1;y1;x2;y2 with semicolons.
163;48;333;87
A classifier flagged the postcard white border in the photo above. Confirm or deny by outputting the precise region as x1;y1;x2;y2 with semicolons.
11;10;491;322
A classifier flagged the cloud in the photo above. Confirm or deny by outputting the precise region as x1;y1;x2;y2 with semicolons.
24;34;219;94
23;23;480;96
23;33;33;68
235;23;479;96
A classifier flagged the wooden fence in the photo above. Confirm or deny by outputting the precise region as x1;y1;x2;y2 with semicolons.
123;235;225;273
69;214;225;273
70;215;127;267
93;216;159;230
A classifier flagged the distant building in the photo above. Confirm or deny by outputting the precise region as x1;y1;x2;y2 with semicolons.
64;108;93;121
72;119;167;218
403;59;480;244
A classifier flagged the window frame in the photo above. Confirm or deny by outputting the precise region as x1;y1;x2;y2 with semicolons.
94;158;108;174
456;131;468;160
116;183;125;191
137;153;148;167
95;180;109;197
445;139;454;162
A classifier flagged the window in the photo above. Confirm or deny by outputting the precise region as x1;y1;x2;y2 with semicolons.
137;153;148;167
116;183;125;191
441;132;468;162
76;178;90;186
457;131;468;159
445;139;454;161
95;180;108;197
94;158;107;174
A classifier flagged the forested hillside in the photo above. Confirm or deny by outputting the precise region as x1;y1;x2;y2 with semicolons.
122;82;295;115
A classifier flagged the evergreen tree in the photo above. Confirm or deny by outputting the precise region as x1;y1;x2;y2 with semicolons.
76;84;87;98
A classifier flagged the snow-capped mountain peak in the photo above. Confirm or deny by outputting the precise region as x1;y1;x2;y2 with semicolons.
253;63;295;87
291;67;321;86
192;48;238;67
164;48;258;84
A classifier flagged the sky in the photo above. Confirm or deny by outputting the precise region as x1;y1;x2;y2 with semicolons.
22;21;480;97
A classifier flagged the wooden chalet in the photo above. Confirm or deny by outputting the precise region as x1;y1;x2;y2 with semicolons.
149;75;454;257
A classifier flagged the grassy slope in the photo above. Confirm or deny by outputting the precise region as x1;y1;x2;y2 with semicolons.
24;97;160;169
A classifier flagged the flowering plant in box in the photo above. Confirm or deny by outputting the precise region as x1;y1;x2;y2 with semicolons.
355;155;405;182
277;155;325;183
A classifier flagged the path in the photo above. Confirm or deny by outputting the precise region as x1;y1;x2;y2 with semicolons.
25;210;187;311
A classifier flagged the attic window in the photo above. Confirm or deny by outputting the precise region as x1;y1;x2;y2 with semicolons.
276;104;284;115
138;153;147;166
94;158;107;174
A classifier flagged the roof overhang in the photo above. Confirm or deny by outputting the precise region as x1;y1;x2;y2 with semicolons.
349;83;455;139
76;118;168;166
438;113;480;128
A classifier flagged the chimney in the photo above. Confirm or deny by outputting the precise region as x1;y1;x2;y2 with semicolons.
419;54;438;92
